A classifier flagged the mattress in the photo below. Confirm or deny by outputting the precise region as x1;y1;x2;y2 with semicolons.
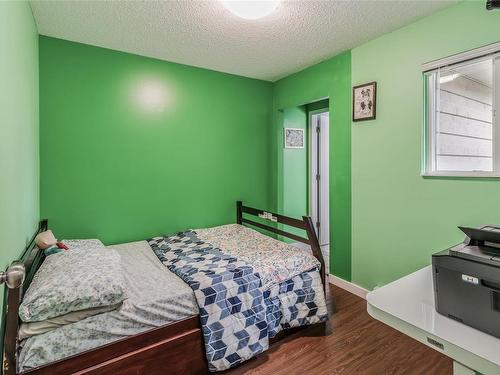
18;240;198;371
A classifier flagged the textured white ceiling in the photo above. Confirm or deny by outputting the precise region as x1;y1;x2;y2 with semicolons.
30;0;457;82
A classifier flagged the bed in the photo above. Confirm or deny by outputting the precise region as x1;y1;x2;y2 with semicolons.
2;201;330;375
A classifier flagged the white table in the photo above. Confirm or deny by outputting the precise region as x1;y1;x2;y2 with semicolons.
366;266;500;375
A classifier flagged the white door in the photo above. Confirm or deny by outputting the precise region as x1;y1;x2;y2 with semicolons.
310;111;329;247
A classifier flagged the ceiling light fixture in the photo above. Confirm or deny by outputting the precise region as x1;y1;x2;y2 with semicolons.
221;0;280;20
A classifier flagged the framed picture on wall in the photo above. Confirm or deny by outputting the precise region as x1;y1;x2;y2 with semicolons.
352;81;377;122
284;128;304;149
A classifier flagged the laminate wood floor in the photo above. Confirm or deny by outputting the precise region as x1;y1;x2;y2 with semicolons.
227;284;452;375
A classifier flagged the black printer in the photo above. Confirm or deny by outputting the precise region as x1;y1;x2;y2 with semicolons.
433;225;500;339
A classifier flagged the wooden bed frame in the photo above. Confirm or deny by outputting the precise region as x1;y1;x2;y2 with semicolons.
2;201;329;375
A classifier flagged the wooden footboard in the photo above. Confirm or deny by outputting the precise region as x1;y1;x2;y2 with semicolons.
2;202;328;375
21;316;207;375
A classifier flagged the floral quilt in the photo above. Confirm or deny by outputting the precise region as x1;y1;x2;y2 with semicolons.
195;224;321;288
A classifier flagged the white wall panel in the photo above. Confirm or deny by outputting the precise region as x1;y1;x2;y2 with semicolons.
441;75;492;105
440;90;492;123
437;155;492;171
438;133;492;157
439;112;492;139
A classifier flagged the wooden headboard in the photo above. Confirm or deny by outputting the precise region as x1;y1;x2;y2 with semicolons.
2;219;48;375
236;201;326;294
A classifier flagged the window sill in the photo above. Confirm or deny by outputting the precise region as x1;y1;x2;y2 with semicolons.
422;172;500;179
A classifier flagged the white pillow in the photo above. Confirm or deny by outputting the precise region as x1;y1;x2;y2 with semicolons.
18;303;121;340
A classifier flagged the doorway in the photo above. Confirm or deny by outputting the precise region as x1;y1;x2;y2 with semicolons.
309;109;329;270
278;102;330;271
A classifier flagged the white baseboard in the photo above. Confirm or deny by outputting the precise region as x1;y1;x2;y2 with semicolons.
329;274;368;300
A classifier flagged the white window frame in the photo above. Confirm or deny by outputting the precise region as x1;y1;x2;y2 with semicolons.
422;42;500;178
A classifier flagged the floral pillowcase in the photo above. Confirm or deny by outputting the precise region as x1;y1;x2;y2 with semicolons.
19;247;125;322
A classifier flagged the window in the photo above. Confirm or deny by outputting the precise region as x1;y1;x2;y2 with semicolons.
424;47;500;177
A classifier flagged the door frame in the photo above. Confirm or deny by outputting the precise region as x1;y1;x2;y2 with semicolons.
308;108;329;246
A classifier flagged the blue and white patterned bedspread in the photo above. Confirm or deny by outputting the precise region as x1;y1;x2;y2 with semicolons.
148;230;328;372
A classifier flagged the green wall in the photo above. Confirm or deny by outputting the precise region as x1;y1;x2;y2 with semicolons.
0;3;39;267
40;37;273;244
351;1;500;289
35;0;500;291
273;51;352;280
280;106;308;236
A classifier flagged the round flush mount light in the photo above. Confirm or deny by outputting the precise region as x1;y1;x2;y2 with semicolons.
221;0;281;20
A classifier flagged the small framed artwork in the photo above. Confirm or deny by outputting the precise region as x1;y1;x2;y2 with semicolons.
353;81;377;122
284;128;304;149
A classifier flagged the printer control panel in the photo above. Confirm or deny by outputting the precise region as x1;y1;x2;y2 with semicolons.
461;274;479;285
